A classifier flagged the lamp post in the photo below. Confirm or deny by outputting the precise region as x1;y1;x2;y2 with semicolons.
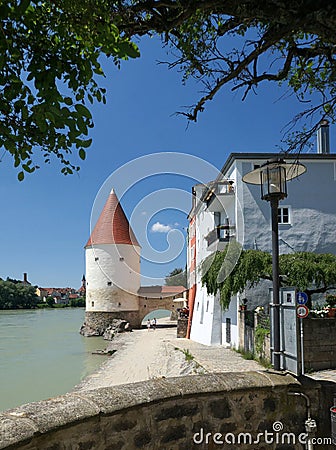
243;159;306;371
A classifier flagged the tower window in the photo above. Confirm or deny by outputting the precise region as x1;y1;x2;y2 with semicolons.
91;301;94;307
95;257;99;261
107;281;112;286
119;257;124;261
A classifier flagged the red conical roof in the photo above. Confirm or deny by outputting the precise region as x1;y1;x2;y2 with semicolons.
85;189;140;248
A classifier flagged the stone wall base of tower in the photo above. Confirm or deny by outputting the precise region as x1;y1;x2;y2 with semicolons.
80;311;142;336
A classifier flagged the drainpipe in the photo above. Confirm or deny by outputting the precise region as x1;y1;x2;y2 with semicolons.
288;392;317;450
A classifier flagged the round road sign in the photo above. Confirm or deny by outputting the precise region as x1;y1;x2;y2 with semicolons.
297;292;308;305
297;305;309;319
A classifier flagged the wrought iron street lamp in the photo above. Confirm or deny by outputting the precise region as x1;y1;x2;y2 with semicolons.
243;159;306;371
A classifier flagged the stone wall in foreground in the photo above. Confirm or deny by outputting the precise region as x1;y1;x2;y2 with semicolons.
1;372;334;449
303;318;336;371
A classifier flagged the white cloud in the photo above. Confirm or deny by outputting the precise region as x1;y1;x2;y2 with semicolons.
141;211;147;216
151;222;172;233
174;222;180;227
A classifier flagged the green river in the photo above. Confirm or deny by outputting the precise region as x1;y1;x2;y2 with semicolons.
0;308;108;412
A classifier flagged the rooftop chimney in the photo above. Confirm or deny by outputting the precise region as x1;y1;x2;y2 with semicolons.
317;119;330;154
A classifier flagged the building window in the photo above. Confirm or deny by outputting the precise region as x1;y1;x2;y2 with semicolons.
91;301;94;307
251;163;261;170
278;207;290;224
119;257;124;261
196;302;199;311
206;300;209;312
107;281;112;286
95;257;99;261
214;211;221;227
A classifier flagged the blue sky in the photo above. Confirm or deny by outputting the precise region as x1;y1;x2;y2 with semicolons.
0;36;334;288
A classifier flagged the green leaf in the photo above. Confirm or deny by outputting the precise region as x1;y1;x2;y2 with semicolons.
75;103;92;119
79;148;86;160
76;116;88;135
64;97;73;106
18;171;24;181
76;138;92;149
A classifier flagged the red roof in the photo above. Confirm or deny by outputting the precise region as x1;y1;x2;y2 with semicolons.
85;189;140;248
161;286;186;294
138;285;186;296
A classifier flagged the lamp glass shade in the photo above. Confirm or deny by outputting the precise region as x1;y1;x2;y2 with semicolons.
261;166;287;200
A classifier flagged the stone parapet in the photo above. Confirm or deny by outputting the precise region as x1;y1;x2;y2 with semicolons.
1;371;331;450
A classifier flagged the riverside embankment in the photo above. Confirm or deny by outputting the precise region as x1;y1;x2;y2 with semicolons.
75;317;262;392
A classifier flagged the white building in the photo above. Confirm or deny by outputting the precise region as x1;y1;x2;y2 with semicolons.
188;128;336;347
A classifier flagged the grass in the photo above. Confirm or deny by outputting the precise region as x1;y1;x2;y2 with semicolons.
174;347;195;362
233;347;272;369
174;347;206;374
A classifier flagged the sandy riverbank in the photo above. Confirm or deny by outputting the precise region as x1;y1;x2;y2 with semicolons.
75;317;263;393
75;318;204;392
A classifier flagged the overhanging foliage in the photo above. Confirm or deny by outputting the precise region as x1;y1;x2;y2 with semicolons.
2;1;336;176
202;249;336;309
116;0;336;152
0;0;139;178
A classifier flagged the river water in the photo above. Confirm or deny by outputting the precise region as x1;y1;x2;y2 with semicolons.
0;308;108;412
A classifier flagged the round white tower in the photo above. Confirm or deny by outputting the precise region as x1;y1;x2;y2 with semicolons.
83;188;141;332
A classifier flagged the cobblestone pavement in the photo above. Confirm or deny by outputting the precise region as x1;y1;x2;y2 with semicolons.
168;337;263;373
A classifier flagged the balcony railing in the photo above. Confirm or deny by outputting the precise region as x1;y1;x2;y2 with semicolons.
203;181;235;212
205;225;235;247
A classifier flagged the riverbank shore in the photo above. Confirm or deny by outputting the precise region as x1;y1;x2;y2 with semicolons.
75;317;262;392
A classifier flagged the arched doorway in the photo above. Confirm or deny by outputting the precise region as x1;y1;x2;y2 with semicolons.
141;309;176;329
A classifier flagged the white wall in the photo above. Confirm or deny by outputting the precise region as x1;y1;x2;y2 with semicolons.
190;284;222;345
236;159;336;254
221;295;239;348
190;183;238;346
86;244;141;311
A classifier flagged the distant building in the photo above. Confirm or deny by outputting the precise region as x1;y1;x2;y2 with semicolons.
78;275;86;297
36;286;81;305
21;273;31;286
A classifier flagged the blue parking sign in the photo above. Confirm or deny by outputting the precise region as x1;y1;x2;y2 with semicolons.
296;291;308;305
